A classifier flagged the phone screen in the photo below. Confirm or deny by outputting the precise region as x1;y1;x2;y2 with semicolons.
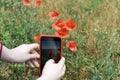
40;36;62;72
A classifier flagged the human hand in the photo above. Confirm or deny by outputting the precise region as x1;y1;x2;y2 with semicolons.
37;57;66;80
0;43;40;67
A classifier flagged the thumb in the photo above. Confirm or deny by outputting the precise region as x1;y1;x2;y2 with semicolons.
46;59;55;64
58;57;65;68
28;43;39;50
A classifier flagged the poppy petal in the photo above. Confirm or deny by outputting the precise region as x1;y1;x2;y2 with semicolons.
23;0;31;6
52;19;65;30
49;11;60;19
34;34;43;42
55;32;69;39
66;41;78;52
34;0;42;7
55;28;69;39
66;20;77;30
66;41;78;48
70;47;78;52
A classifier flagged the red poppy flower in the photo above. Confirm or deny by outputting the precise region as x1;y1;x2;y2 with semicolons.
49;11;60;19
34;0;42;7
66;20;77;30
55;28;69;39
34;34;43;42
66;41;78;52
23;0;31;6
52;19;65;30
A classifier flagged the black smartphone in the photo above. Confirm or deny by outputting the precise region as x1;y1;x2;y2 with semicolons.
39;35;62;74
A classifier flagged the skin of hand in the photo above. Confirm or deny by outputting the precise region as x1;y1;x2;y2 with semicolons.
37;57;66;80
0;43;40;67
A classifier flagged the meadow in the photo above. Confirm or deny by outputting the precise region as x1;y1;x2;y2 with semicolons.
0;0;120;80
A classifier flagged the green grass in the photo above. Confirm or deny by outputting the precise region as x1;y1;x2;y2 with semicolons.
0;0;120;80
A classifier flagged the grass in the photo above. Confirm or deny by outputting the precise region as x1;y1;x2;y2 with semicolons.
0;0;120;80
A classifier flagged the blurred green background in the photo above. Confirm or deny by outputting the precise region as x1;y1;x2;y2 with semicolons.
0;0;120;80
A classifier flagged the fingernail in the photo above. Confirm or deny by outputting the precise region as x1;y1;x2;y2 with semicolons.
37;55;40;58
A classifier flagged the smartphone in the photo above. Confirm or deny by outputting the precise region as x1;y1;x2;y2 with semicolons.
40;35;62;74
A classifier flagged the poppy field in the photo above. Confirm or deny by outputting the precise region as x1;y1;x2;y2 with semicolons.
0;0;120;80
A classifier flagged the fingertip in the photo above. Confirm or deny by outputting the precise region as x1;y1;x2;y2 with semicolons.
61;57;65;61
32;51;40;59
46;59;55;64
32;60;40;68
60;57;65;63
33;43;39;48
36;54;40;58
58;57;65;66
29;43;39;49
50;59;55;63
49;59;55;63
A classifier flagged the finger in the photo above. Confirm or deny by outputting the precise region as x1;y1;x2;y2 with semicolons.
27;61;35;68
58;57;65;68
31;59;40;68
28;43;39;50
29;51;40;59
32;50;40;58
46;59;55;64
61;65;66;76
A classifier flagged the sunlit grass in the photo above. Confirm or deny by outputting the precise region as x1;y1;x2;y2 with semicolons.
0;0;120;80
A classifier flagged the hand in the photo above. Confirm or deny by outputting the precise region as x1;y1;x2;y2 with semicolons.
0;43;40;67
37;57;66;80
